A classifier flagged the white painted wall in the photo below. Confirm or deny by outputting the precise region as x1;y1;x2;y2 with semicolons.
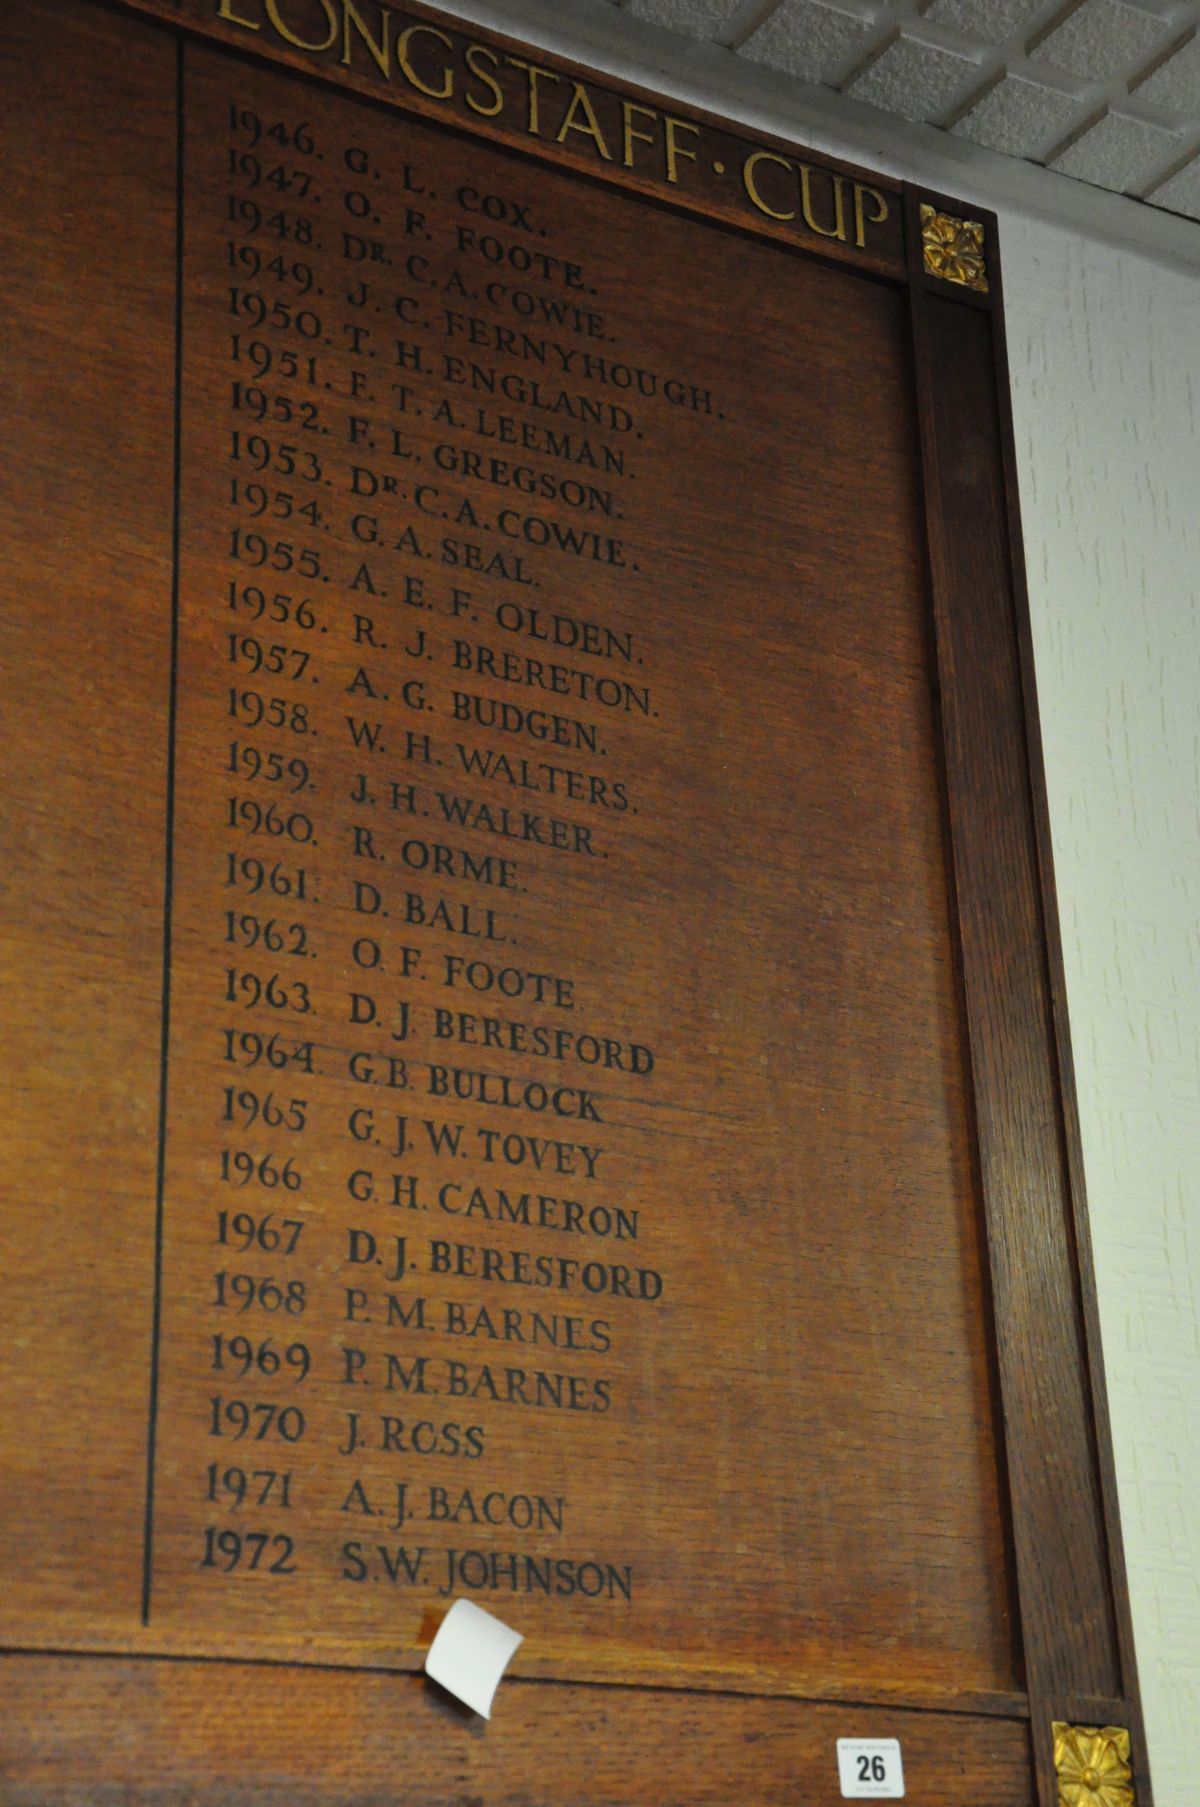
1003;220;1200;1802
435;6;1200;1790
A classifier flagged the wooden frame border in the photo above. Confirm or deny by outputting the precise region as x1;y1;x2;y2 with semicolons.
904;187;1149;1804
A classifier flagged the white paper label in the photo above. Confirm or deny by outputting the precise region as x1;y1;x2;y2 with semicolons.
423;1598;524;1719
836;1738;905;1798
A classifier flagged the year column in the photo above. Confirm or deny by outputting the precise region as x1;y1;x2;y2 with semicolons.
211;101;338;1583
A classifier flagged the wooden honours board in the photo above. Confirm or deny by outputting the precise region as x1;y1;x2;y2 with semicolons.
0;1;1149;1801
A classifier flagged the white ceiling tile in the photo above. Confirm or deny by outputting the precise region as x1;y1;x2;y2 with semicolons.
624;0;739;35
1146;151;1200;218
844;32;985;120
1034;0;1177;84
1051;108;1181;188
740;0;880;85
1132;31;1200;116
921;0;1048;46
953;70;1086;156
614;0;1200;228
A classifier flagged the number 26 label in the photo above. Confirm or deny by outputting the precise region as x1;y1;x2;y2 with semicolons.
836;1738;904;1799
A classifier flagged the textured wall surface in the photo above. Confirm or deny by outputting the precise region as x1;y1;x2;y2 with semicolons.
1002;219;1200;1800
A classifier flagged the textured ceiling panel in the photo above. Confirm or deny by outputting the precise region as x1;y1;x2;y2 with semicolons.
955;69;1088;156
923;0;1049;40
624;0;740;34
741;0;878;86
1133;28;1200;109
1145;149;1200;215
845;33;986;120
1034;0;1178;83
609;0;1200;221
1051;108;1182;186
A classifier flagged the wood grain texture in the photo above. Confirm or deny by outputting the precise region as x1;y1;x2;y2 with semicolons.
0;1654;1035;1805
4;22;1019;1705
906;190;1146;1800
0;0;176;1632
110;0;906;279
0;1;1155;1800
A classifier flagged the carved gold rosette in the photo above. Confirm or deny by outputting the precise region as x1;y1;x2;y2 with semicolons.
1052;1722;1135;1807
920;203;988;292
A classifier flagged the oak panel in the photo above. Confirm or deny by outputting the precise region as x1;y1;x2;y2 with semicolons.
0;1655;1034;1806
1;1;1152;1799
0;0;176;1633
159;43;1016;1695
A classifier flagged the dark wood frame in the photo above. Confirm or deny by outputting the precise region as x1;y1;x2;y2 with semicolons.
906;192;1148;1798
14;3;1151;1799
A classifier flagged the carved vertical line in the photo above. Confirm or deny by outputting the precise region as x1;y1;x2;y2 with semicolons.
142;27;186;1630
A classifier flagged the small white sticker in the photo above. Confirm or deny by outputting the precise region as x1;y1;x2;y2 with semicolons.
837;1738;905;1798
424;1598;523;1718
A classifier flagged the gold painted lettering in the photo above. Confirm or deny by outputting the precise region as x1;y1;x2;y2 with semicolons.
556;82;612;160
464;42;504;117
216;0;261;28
505;55;562;137
621;99;657;169
853;183;889;247
799;165;847;241
396;24;453;99
340;0;389;76
663;115;699;184
264;0;336;52
742;150;795;220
